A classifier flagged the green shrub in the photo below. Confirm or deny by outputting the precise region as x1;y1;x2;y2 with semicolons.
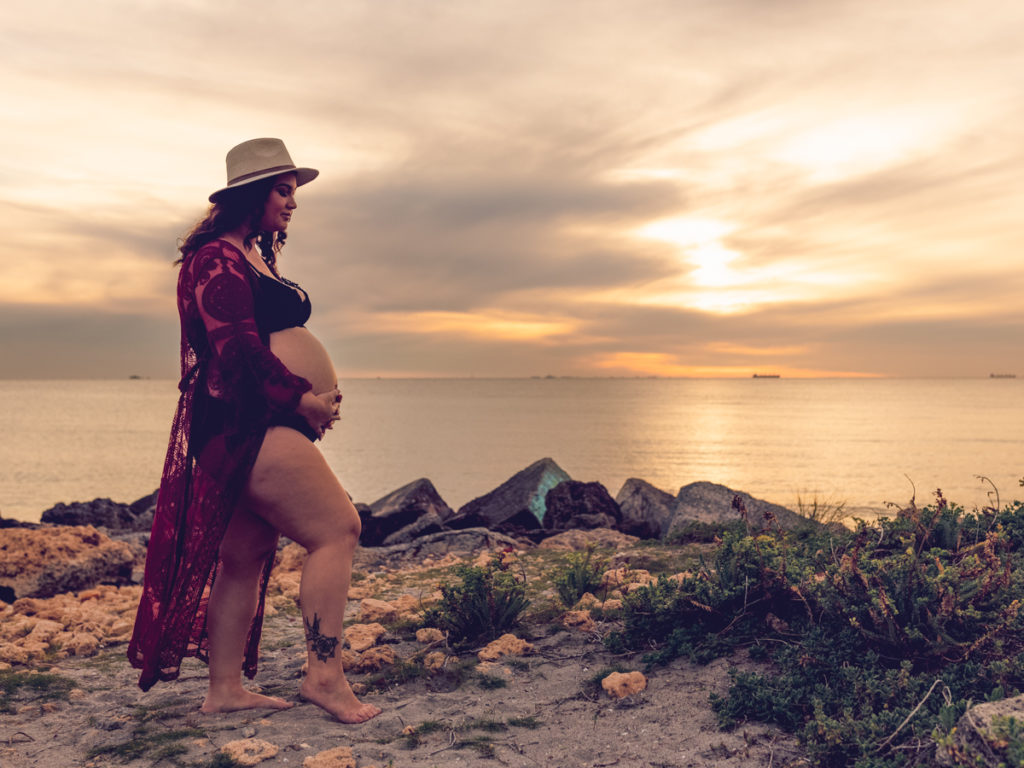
607;517;814;664
553;547;607;607
813;495;1019;665
711;496;1024;767
665;519;744;544
421;555;529;647
601;491;1024;767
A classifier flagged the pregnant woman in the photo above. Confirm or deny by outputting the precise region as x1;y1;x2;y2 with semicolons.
129;138;381;724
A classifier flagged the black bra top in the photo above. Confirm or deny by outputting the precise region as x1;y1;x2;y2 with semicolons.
248;265;312;336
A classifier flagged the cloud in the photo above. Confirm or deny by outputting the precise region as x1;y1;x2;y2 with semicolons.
1;0;1023;378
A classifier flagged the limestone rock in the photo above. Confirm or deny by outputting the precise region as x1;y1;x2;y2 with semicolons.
345;623;386;652
358;598;398;625
55;631;100;656
268;571;301;603
303;745;356;768
935;695;1024;767
0;584;140;664
615;478;676;540
355;528;524;571
573;592;600;611
542;481;623;536
416;627;444;644
276;542;307;572
602;670;647;699
476;661;513;681
600;568;654;592
0;526;135;600
563;610;596;632
537;527;638;551
447;458;571;537
357;646;396;672
478;633;533;662
667;482;815;536
360;478;454;547
423;651;447;671
390;594;421;620
220;738;279;766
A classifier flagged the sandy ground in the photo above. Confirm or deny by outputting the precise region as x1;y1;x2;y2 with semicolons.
0;618;806;768
0;533;809;768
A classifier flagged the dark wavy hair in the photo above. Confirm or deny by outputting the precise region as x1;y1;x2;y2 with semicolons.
176;177;287;272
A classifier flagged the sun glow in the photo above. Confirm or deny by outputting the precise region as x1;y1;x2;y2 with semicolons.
774;109;950;183
368;310;577;342
632;217;765;313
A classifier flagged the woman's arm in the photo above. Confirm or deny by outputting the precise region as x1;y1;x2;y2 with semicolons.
189;241;312;414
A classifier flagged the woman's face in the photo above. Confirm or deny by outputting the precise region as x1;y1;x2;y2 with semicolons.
260;172;298;232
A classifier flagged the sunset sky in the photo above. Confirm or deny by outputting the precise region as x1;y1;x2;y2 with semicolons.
2;0;1022;379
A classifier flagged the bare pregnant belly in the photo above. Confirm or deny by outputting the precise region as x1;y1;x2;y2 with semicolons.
269;327;337;394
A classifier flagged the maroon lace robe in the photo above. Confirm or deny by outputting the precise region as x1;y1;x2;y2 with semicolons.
128;240;311;691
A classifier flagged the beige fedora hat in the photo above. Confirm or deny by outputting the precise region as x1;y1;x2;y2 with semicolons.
209;137;319;201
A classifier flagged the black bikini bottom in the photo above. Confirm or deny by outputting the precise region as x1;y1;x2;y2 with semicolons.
194;397;318;458
267;411;319;443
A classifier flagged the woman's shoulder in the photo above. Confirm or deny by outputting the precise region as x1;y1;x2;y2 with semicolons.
195;238;243;256
191;239;247;267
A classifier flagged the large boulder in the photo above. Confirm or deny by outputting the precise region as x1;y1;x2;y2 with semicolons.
615;478;676;540
935;695;1024;767
359;478;453;547
543;481;622;534
126;490;159;532
0;525;135;601
41;490;157;533
447;458;571;537
666;481;813;537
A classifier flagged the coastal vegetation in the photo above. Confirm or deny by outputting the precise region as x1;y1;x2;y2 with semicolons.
8;474;1024;766
420;554;530;647
602;490;1024;767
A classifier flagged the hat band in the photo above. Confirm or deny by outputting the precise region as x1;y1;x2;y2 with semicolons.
228;163;297;185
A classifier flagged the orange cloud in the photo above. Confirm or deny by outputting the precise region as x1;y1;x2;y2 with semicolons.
367;310;577;342
589;351;883;379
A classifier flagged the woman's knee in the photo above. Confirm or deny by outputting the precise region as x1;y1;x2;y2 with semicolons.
307;502;361;553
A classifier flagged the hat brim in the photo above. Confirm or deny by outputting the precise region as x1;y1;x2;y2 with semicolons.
209;167;319;202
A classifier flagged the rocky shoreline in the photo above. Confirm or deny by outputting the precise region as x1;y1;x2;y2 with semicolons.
0;457;842;767
4;457;1013;766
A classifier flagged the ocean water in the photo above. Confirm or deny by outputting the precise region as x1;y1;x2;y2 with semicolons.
1;378;1021;523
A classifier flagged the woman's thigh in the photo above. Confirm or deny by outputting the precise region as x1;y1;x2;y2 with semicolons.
244;426;359;549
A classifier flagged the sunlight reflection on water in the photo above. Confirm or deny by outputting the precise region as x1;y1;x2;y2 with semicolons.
1;378;1021;523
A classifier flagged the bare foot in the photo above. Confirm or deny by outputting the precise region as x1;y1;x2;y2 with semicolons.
201;687;294;714
300;676;382;724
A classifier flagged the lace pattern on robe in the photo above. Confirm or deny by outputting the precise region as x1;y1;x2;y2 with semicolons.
128;240;311;691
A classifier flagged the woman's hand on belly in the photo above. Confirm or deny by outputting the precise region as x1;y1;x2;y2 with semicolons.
296;388;341;439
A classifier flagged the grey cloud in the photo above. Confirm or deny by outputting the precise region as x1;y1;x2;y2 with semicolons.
291;165;685;314
0;304;178;379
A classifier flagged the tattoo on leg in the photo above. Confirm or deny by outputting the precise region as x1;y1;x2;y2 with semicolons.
303;613;340;663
